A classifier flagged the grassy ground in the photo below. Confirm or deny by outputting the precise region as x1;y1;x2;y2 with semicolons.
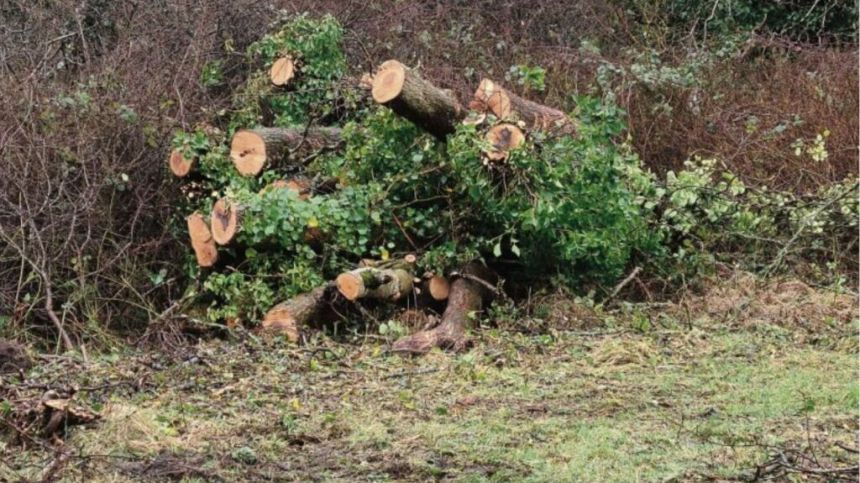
1;274;858;482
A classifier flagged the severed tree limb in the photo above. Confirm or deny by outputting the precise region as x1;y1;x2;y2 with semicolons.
336;267;414;301
168;149;194;177
392;262;497;354
270;56;295;86
210;197;243;246
470;78;576;135
484;123;525;161
371;60;465;139
230;126;342;176
261;284;340;342
186;212;218;267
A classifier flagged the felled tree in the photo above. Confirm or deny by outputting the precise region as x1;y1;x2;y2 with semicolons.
170;14;662;351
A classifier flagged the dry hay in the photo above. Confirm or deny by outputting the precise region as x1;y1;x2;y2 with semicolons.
590;337;659;368
693;272;856;331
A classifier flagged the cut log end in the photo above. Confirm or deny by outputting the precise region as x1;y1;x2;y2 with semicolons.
270;56;295;86
485;123;525;160
261;306;299;342
335;273;363;301
230;130;267;176
186;213;218;267
168;149;194;177
371;60;406;104
428;276;450;301
210;198;241;246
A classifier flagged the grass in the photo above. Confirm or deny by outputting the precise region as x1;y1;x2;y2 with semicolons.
1;277;857;482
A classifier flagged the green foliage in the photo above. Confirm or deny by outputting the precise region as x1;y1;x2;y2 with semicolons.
506;64;546;92
646;156;859;281
623;0;857;43
665;0;857;42
246;13;350;127
200;59;224;87
445;97;660;283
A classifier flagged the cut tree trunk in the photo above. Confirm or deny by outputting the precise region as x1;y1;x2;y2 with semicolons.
270;56;295;86
470;78;575;134
186;212;218;267
336;267;414;301
371;60;465;139
168;149;194;177
484;123;525;161
392;263;496;354
262;285;334;342
210;197;243;245
230;126;342;176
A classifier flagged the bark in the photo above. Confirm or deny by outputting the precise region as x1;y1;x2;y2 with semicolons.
371;60;465;139
186;212;218;267
392;263;497;354
168;149;194;177
230;126;342;176
336;267;414;301
471;78;576;135
261;285;334;342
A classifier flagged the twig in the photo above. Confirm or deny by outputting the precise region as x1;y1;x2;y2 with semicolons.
605;266;642;303
765;182;857;276
383;367;439;379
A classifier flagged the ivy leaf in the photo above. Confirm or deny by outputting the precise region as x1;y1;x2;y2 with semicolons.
511;244;521;257
492;242;502;257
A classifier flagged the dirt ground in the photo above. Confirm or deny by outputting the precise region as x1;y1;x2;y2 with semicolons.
1;274;858;482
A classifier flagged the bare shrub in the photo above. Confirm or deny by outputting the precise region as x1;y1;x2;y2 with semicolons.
0;0;273;348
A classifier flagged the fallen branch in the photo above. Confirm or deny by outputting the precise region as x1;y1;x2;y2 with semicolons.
605;266;642;302
230;126;342;176
336;266;414;301
371;60;464;139
470;78;575;134
393;262;497;354
186;213;218;267
261;284;340;342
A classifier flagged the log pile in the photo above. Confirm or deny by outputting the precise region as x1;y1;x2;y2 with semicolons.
171;55;574;354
